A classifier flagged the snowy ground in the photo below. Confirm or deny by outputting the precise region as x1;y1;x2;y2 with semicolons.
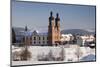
12;45;95;66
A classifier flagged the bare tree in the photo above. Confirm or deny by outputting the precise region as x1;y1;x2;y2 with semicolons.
59;47;65;61
75;46;83;61
20;46;31;61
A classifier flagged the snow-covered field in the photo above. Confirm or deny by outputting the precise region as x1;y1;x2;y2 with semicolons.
12;45;95;66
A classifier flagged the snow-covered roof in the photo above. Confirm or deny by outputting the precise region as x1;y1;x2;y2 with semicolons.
38;32;48;36
61;34;73;36
24;31;33;37
32;30;48;36
17;31;33;37
16;29;48;37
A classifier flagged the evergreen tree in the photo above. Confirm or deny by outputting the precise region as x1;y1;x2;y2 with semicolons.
12;28;16;43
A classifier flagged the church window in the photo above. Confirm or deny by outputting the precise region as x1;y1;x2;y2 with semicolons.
34;37;36;40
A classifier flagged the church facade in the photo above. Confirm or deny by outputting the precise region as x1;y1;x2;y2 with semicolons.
48;11;61;45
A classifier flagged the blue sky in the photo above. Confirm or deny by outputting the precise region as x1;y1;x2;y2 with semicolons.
12;0;96;32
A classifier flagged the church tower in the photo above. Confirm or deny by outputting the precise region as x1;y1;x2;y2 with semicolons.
48;11;55;45
48;11;61;46
55;13;60;43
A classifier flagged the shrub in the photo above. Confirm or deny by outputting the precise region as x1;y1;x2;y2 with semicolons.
20;47;31;61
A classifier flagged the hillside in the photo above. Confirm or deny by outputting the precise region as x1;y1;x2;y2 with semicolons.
61;29;95;35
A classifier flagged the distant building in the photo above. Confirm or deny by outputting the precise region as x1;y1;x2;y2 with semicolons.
15;31;24;44
23;26;32;46
15;26;32;46
60;34;74;44
32;30;48;46
77;35;95;46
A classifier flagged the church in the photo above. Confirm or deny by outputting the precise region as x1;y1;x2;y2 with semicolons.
32;11;61;46
13;11;61;46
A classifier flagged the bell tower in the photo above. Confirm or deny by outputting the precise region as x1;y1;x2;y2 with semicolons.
48;11;55;45
55;13;60;43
